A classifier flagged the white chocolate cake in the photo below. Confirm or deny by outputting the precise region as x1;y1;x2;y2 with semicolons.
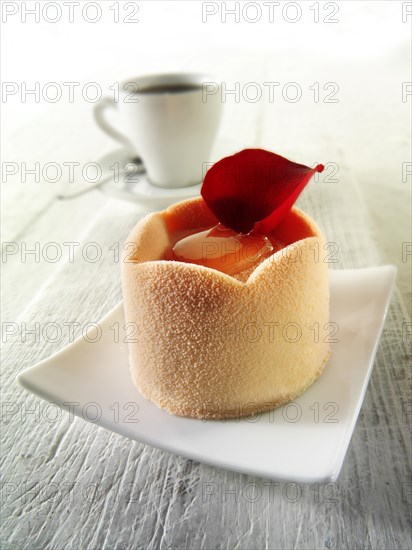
121;197;330;419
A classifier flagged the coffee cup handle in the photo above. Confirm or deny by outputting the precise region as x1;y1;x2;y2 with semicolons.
93;97;135;153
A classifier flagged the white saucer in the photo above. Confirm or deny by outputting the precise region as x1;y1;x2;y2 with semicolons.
18;266;396;483
58;147;201;210
101;172;201;210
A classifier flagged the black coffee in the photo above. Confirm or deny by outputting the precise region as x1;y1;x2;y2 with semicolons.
136;84;202;95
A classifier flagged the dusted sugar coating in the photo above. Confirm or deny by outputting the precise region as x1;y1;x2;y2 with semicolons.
121;197;330;419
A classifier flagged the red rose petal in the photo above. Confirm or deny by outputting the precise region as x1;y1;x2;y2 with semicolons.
201;149;324;234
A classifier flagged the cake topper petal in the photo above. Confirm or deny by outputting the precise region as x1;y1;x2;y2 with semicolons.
201;149;324;234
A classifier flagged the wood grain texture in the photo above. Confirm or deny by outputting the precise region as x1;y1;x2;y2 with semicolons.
2;167;411;550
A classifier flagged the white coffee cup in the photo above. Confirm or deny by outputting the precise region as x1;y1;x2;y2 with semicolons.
94;73;222;188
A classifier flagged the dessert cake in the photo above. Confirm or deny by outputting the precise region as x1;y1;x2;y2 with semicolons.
122;149;330;419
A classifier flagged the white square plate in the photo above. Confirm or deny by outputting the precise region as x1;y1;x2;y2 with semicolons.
18;266;396;483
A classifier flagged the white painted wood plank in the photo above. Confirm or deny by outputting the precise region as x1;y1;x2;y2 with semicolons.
2;163;410;550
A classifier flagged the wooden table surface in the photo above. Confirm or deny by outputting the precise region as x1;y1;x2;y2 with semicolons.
1;2;411;549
